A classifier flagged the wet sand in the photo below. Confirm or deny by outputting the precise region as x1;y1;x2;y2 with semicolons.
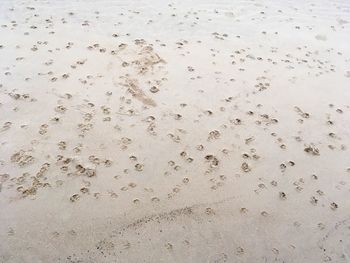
0;0;350;262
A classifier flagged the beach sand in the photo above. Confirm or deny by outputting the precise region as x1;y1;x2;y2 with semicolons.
0;0;350;262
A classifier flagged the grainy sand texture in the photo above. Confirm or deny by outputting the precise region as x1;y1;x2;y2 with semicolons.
1;0;350;262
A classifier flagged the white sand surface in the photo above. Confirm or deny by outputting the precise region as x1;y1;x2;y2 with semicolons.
1;0;350;262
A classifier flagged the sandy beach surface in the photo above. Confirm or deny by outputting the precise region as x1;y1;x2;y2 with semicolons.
1;0;350;262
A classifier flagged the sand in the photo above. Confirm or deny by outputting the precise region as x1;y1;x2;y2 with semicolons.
0;0;350;262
